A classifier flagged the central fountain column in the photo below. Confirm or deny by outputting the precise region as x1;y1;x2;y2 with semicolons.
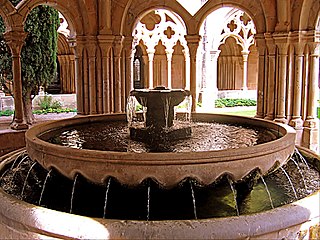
129;86;191;146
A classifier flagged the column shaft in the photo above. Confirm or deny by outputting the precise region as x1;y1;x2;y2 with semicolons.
241;51;249;90
255;35;266;118
185;35;201;112
148;50;155;89
289;42;305;128
265;35;276;120
4;31;28;129
274;38;289;123
166;50;173;89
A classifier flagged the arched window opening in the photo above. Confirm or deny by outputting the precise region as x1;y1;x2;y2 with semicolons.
132;9;188;90
199;7;257;110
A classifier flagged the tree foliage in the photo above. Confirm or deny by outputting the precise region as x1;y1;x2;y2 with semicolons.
21;5;60;98
0;2;60;123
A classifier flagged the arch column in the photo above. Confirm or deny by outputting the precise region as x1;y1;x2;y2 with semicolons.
147;49;155;89
113;36;124;112
302;42;319;152
274;34;289;123
165;49;173;89
241;50;249;90
87;41;97;114
70;37;84;114
98;35;114;113
185;34;201;112
183;49;190;90
202;50;220;112
264;34;276;120
255;34;266;118
123;37;134;97
289;41;305;129
4;30;28;130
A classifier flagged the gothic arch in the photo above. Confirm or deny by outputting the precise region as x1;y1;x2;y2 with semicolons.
13;0;97;36
0;0;15;31
119;0;192;36
194;0;266;34
299;0;320;30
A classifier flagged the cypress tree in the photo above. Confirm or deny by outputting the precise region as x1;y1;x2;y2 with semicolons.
0;2;60;124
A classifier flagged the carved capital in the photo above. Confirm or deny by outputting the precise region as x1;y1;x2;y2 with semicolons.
98;35;115;57
185;34;201;60
113;35;124;57
273;33;289;55
308;42;320;57
3;30;27;56
293;42;306;56
255;34;266;56
264;33;276;55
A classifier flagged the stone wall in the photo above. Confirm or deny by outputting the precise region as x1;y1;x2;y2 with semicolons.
0;94;76;112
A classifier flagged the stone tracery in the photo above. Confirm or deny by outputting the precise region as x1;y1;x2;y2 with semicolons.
133;9;188;89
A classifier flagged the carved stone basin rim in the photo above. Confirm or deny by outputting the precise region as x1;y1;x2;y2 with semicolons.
25;113;296;188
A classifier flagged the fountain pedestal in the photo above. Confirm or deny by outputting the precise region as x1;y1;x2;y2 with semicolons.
129;87;192;145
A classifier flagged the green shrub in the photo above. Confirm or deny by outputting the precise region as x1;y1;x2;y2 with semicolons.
37;95;62;110
214;98;257;108
0;109;14;116
32;108;77;115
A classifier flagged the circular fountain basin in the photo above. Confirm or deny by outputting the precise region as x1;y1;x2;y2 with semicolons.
25;113;296;188
0;148;319;239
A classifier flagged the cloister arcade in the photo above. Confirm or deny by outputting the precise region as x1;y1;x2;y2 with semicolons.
0;0;319;152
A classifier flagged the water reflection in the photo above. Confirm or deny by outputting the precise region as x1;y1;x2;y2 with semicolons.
40;121;277;153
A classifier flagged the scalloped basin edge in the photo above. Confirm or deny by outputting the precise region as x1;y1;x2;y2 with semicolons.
25;113;296;188
0;147;318;239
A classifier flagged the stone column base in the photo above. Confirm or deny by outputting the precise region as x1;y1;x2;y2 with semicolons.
10;121;28;130
302;127;319;153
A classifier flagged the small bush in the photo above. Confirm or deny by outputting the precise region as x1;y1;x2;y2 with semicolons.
215;98;257;108
32;108;77;115
0;109;14;116
38;95;62;110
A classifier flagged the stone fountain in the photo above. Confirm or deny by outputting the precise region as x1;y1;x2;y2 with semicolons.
0;87;319;239
129;86;192;145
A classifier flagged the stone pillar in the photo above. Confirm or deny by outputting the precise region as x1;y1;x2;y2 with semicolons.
87;42;97;114
123;37;134;97
286;44;295;120
4;30;28;130
98;35;114;113
70;37;84;114
185;34;201;112
113;36;124;113
183;49;190;90
147;49;155;89
201;50;220;112
264;34;276;120
166;49;173;89
241;50;249;90
255;34;266;118
274;34;289;123
289;41;305;129
302;42;319;152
